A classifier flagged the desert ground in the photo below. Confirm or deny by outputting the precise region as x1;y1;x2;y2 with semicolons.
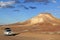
0;26;60;40
0;13;60;40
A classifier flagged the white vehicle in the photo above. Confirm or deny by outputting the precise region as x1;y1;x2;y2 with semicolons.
4;28;13;36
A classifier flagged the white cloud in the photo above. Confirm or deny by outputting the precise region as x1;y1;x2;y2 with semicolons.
11;0;20;3
0;1;15;8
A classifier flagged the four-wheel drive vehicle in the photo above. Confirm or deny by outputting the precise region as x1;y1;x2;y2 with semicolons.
4;28;13;36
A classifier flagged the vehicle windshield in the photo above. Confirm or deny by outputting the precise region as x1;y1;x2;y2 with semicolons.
6;30;11;32
5;28;11;32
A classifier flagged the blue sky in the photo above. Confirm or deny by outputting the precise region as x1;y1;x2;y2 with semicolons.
0;0;60;25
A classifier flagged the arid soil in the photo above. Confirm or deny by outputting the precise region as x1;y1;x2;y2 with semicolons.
0;26;60;40
0;13;60;40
